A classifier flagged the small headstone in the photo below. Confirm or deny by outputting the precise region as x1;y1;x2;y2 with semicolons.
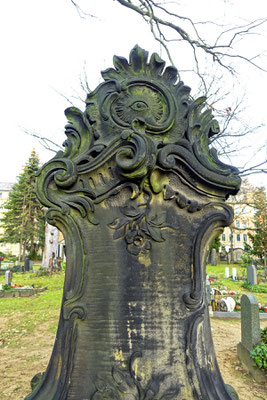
24;257;30;272
232;267;237;280
225;267;229;278
211;248;217;266
237;294;266;383
5;270;12;285
240;294;260;352
247;264;257;285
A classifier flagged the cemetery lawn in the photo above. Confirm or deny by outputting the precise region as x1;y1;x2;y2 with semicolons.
0;270;267;400
207;263;267;305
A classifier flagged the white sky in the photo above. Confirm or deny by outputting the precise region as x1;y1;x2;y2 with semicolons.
0;0;266;187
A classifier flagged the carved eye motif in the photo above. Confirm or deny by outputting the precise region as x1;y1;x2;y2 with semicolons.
130;101;148;111
111;85;167;128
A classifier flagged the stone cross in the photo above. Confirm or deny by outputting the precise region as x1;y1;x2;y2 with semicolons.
247;264;257;285
27;46;241;400
5;270;12;285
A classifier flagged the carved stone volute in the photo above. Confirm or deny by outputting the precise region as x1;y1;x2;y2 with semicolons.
26;46;240;400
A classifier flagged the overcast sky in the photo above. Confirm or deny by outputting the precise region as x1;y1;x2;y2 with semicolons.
0;0;266;187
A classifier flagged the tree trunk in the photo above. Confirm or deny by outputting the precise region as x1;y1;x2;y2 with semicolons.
22;241;27;262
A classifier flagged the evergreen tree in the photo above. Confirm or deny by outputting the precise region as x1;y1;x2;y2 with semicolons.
0;150;45;261
248;187;267;269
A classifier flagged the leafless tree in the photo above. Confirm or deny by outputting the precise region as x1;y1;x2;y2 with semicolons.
68;0;267;176
71;0;267;82
22;0;267;177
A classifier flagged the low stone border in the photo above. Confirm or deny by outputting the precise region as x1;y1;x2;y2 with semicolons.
211;311;267;319
0;286;48;298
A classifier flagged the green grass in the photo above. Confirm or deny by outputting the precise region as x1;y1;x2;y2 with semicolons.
0;264;266;349
207;263;267;305
0;272;64;347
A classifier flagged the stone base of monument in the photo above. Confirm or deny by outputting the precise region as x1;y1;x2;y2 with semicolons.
237;342;267;383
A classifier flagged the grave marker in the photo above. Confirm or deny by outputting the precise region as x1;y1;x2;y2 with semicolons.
211;248;217;266
5;270;12;285
26;46;241;400
237;294;266;383
232;267;237;280
247;264;257;285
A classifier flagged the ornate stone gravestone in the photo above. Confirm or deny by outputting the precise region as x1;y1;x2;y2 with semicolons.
26;46;241;400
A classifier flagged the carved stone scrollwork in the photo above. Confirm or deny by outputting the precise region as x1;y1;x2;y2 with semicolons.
27;46;241;400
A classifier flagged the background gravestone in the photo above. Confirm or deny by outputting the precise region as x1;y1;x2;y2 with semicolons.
237;294;266;383
26;46;241;400
210;248;217;266
239;294;260;352
5;270;12;285
24;257;30;272
247;264;257;285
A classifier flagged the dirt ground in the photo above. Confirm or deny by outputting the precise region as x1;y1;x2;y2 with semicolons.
211;318;267;400
0;317;266;400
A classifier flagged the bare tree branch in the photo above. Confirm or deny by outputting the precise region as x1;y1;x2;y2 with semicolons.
21;128;63;153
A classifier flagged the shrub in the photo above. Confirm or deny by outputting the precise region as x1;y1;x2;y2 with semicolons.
241;282;267;294
250;343;267;372
261;327;267;345
2;284;11;291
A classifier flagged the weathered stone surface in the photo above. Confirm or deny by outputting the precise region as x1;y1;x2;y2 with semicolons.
237;294;266;384
26;46;241;400
240;294;260;351
237;342;267;383
211;248;217;266
247;264;257;285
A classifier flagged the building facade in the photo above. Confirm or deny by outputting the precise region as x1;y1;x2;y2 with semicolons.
220;182;255;260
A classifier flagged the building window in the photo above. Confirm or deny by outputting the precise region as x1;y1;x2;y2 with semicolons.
236;220;240;228
221;234;226;241
237;234;241;242
243;234;248;242
242;222;247;229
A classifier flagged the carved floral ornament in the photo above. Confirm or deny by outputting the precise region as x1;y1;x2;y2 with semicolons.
36;45;241;252
91;352;179;400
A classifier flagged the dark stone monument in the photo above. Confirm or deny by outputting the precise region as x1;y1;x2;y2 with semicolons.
24;257;30;272
247;264;257;285
237;294;266;383
26;46;241;399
